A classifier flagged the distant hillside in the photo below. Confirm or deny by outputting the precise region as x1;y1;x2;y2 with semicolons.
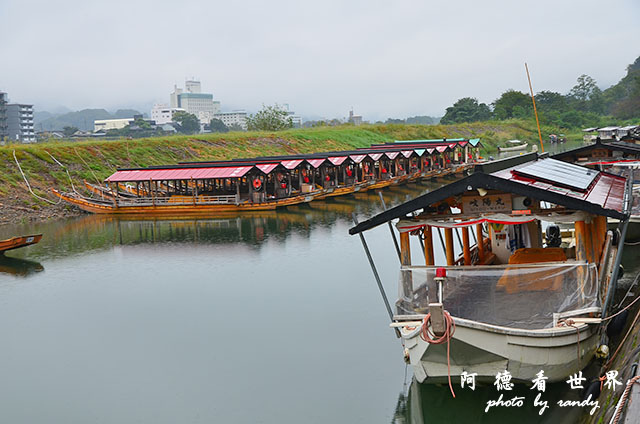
603;56;640;119
35;108;143;132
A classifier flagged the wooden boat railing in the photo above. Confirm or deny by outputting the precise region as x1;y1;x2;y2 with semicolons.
113;194;241;207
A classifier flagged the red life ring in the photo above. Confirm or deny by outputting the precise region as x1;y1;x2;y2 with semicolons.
253;178;262;191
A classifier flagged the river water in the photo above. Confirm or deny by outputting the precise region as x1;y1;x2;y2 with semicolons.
1;149;637;423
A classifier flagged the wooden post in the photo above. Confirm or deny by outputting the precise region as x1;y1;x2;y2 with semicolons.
476;223;485;263
444;228;455;265
593;215;607;262
424;226;435;265
575;221;587;262
584;221;595;263
400;232;411;266
462;226;471;265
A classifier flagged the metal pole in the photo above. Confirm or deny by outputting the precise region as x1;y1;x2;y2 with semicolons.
602;177;632;319
378;192;402;262
352;213;400;337
454;227;463;250
436;227;446;252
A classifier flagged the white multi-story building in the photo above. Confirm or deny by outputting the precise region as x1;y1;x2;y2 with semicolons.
169;80;220;125
213;111;248;130
7;103;35;142
151;104;185;125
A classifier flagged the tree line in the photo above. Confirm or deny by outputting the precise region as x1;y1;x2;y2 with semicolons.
441;56;640;128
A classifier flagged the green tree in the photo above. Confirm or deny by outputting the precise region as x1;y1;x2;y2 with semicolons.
227;123;245;132
172;111;200;134
492;90;531;120
246;104;293;131
567;74;604;113
209;118;229;133
440;97;491;124
568;74;599;102
62;126;79;136
535;91;567;112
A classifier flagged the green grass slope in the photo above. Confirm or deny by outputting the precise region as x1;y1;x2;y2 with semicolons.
0;120;580;218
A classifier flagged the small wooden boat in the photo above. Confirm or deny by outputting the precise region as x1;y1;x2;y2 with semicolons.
0;234;43;253
351;153;630;385
498;142;528;152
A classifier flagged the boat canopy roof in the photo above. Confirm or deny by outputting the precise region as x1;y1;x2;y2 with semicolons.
106;137;481;183
106;166;253;182
349;154;628;234
552;140;640;162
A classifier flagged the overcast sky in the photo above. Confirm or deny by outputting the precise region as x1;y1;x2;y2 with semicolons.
1;0;639;120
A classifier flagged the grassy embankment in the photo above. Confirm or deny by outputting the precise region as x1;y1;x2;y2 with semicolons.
0;119;580;220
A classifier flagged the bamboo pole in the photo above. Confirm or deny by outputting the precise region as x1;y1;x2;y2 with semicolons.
525;62;544;153
444;228;455;265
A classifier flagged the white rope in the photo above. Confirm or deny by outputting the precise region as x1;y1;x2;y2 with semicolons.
13;150;62;205
73;147;102;186
45;150;79;195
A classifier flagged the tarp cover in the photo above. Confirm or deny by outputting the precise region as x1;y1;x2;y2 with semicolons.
396;263;599;329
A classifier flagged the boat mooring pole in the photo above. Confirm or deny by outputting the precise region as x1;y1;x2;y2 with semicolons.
378;192;402;262
352;213;400;337
602;177;633;319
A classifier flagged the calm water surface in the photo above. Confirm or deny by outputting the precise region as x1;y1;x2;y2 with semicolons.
0;173;636;423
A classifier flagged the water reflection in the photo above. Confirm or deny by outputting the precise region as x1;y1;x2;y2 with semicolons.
393;379;584;423
0;256;44;277
0;179;447;261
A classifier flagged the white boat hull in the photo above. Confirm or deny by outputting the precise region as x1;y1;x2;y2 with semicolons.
498;143;528;152
401;317;598;384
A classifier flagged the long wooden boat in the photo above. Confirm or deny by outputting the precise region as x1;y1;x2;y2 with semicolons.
0;234;43;253
52;189;319;215
350;153;631;385
498;143;528;152
53;140;480;216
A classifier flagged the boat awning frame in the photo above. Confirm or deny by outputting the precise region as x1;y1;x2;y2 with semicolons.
349;164;628;234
